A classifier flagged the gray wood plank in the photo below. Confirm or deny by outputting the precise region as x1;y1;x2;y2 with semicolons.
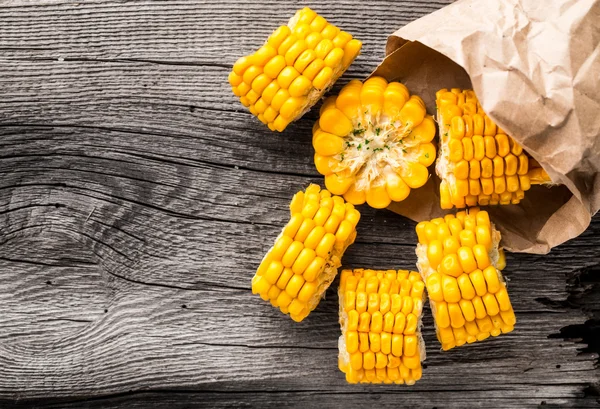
0;0;598;408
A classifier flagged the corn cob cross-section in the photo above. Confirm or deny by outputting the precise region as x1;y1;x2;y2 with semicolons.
251;184;360;322
338;269;426;384
415;208;516;350
313;76;436;209
436;88;552;209
229;7;362;132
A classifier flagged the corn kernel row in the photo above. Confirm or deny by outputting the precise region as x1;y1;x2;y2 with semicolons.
312;76;436;209
338;269;425;384
252;184;360;321
415;208;516;350
229;7;362;132
436;88;551;208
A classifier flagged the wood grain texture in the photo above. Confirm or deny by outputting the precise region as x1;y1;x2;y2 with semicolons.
0;0;598;408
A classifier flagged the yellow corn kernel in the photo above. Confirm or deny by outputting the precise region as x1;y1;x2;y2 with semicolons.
495;133;509;156
441;103;462;121
425;272;444;302
460;114;473;137
392;312;406;334
254;45;277;66
454;160;469;180
426;240;443;269
493;176;506;194
412;115;436;143
229;71;243;89
285;274;305;297
332;31;352;48
294;217;315;242
466;160;480;181
362;351;375;370
442;275;461;303
283;213;304;237
275;267;294;290
469;113;483;134
451;115;466;139
388;334;403;357
301;257;324;283
264;260;286;285
436;301;451;328
277;34;299;56
459;298;476;322
462;138;474;161
469;269;487;296
358;311;371;333
504;153;518;176
400;162;429;189
382;311;395;333
483;293;500;316
438;253;463;278
449;139;463;162
376;332;391;355
441;234;459;254
472;296;487;319
474;226;492;251
346;331;359;353
267;25;292;49
401;297;414;316
448;302;465;328
517;153;529;176
457;246;478;274
495;286;512;311
344;291;356;312
370;311;383;333
276;290;293;308
493;156;504;177
467;133;483;159
471;244;490;269
233;56;255;78
366;184;391;209
319;107;353;136
484;135;497;158
482;115;496;136
478;158;492;180
341;39;362;67
284;40;307;66
476;315;494;333
367;292;381;313
369;332;381;352
437;324;455;347
382;85;407;118
459;229;476;248
292;248;316;275
277;66;301;90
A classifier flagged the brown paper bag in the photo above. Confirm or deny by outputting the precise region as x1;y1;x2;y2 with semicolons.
373;0;600;254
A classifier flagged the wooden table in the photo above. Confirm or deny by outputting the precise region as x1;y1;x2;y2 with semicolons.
1;1;598;407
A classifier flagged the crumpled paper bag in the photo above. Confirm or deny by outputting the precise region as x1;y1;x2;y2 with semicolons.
373;0;600;254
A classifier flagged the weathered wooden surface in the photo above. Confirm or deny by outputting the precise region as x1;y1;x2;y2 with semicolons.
0;0;598;407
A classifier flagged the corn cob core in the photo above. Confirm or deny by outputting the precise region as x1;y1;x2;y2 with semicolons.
415;208;516;350
313;76;436;209
338;269;426;384
228;7;362;132
251;184;360;322
436;88;552;209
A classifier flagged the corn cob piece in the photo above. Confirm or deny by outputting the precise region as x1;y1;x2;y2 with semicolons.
313;76;436;209
228;7;362;132
338;269;426;384
252;184;360;322
415;208;516;350
436;88;552;209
